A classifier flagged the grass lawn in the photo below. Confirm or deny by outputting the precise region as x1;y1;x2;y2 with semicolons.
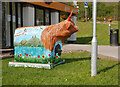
110;21;118;24
2;51;119;85
66;21;119;45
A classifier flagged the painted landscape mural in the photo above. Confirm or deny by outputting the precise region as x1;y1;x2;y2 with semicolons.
14;26;61;64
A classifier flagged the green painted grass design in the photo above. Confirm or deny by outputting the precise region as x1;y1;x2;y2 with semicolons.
15;56;61;64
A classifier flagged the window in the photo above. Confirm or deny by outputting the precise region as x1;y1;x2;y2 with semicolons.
45;10;49;25
17;3;22;27
12;2;16;33
36;8;44;25
35;7;51;26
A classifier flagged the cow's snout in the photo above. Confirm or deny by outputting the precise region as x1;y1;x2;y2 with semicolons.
77;26;79;30
74;26;79;31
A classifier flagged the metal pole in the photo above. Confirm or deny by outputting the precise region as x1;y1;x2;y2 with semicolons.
91;0;97;76
85;8;87;22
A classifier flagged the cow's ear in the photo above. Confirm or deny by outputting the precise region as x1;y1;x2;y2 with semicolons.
64;21;71;30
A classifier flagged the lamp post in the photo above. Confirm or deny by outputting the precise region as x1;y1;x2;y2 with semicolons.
73;1;77;7
91;0;97;76
77;6;79;13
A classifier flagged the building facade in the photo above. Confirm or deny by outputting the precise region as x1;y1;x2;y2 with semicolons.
1;1;78;49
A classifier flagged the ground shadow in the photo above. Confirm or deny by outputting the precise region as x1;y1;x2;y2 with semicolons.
74;36;93;44
63;57;119;75
64;57;91;64
98;62;120;74
63;57;100;64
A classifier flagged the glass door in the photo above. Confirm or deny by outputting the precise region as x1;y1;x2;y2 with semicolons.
45;10;49;25
5;2;11;47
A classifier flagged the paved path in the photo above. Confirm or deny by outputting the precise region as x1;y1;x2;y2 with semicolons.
63;44;119;61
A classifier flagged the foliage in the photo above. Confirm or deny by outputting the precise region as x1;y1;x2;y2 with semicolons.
60;11;69;21
60;14;67;20
77;2;85;20
97;16;104;21
81;18;86;22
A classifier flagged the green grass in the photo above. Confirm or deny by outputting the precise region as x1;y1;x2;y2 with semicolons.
66;21;119;45
0;61;2;86
2;51;119;85
110;21;118;24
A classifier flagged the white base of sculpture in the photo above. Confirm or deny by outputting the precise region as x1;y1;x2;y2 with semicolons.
9;59;65;69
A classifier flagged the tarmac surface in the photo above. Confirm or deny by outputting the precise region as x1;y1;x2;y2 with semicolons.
63;44;119;61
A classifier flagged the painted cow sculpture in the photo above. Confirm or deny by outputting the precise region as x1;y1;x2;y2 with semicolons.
14;12;79;64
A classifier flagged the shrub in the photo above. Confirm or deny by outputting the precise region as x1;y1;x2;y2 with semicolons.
81;18;86;22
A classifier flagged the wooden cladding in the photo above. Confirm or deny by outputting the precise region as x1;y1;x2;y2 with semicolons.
20;0;78;14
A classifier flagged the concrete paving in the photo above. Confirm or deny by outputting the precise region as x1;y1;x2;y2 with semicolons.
63;44;119;60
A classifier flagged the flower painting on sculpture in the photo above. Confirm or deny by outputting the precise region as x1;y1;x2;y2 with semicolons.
14;26;61;64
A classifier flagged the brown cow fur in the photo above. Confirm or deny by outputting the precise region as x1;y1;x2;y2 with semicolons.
41;19;78;51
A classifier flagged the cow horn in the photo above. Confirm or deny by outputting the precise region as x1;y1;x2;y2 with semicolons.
67;11;73;21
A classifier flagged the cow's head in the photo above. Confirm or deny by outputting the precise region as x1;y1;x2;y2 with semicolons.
55;11;79;38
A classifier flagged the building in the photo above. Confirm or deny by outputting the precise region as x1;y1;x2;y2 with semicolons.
0;1;78;50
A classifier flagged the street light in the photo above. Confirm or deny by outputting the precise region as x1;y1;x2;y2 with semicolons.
77;6;79;13
91;0;97;76
73;1;77;7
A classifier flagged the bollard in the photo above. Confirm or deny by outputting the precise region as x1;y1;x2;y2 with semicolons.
109;24;111;35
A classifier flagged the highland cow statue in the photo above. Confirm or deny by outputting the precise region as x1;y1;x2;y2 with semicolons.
9;12;79;69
